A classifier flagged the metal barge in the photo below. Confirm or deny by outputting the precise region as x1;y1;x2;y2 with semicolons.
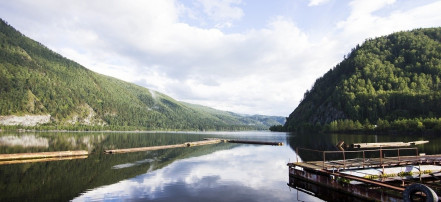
288;147;441;201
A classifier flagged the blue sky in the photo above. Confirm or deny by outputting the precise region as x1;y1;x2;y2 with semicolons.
1;0;441;116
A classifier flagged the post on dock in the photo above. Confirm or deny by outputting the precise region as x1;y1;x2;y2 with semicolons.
419;163;422;182
343;150;346;169
296;148;299;163
323;151;326;169
380;148;383;165
362;150;365;168
415;148;419;162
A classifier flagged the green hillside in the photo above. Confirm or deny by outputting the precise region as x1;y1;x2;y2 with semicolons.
0;19;283;131
283;27;441;133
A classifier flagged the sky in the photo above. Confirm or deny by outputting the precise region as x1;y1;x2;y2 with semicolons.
1;0;441;117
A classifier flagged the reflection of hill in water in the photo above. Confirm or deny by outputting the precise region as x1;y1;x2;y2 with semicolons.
0;132;107;153
287;132;441;161
0;132;236;202
0;134;49;148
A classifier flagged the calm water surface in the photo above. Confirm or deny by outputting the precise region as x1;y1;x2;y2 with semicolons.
0;131;440;201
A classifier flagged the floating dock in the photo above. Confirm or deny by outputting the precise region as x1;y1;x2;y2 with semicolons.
351;140;429;149
289;147;441;201
337;140;429;150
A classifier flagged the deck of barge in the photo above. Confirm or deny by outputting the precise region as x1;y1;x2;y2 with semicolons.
293;147;441;170
293;155;441;171
288;147;441;201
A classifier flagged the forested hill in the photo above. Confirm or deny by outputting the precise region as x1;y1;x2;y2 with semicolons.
284;27;441;133
0;19;284;131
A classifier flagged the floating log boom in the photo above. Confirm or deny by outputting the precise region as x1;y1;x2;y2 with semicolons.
227;139;283;146
0;155;88;165
105;138;283;154
186;139;224;147
0;150;89;161
105;139;222;154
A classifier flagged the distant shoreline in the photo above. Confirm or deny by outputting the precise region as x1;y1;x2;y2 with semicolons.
0;128;271;134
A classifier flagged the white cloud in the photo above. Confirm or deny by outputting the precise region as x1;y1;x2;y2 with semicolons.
337;0;396;35
308;0;331;7
196;0;244;21
349;0;396;15
335;0;441;58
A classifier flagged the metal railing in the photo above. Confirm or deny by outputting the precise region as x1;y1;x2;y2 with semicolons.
296;147;419;169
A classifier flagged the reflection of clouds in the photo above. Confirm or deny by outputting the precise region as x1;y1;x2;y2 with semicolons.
73;145;304;201
180;146;288;189
0;135;49;148
112;158;159;169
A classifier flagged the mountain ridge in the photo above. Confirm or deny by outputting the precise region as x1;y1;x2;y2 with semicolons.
0;19;284;131
283;27;441;133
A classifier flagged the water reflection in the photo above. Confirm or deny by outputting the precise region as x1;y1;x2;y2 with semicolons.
73;144;313;202
0;132;107;153
0;134;49;148
111;157;159;170
8;131;437;201
3;132;295;201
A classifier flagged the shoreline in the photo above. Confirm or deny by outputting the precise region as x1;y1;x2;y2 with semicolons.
0;128;272;134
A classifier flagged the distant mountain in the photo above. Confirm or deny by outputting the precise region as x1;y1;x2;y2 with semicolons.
284;27;441;132
0;19;284;131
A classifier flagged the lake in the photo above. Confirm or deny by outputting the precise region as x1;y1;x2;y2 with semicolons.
0;131;440;201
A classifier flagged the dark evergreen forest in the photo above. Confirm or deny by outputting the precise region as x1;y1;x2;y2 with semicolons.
282;27;441;134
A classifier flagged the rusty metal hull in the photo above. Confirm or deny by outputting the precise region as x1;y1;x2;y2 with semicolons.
288;166;402;201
